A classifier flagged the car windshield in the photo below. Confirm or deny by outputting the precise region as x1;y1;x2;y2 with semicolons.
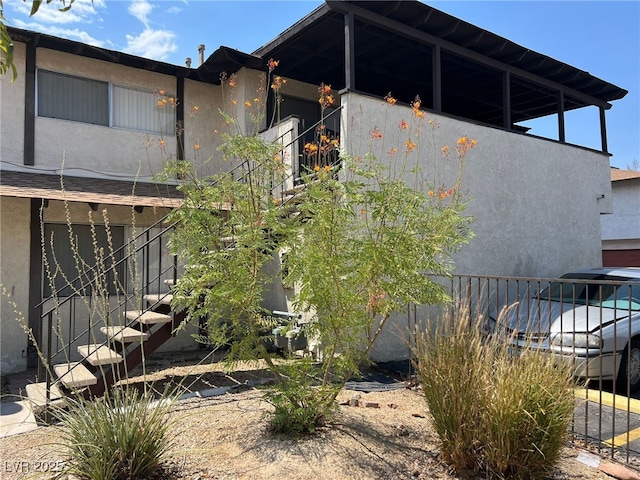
538;275;640;311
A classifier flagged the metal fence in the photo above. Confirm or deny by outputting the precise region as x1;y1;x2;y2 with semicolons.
440;273;640;466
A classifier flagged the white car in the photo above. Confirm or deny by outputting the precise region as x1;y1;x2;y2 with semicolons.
494;268;640;391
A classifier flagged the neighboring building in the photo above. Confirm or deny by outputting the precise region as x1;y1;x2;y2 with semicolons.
601;169;640;267
0;0;628;374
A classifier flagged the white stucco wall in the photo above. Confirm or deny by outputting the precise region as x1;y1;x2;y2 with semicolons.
0;197;31;374
340;91;613;362
601;178;640;249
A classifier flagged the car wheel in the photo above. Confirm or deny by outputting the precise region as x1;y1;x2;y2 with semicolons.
618;339;640;393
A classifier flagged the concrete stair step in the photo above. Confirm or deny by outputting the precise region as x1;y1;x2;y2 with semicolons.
101;326;149;343
143;293;174;306
281;183;308;196
124;310;172;325
53;362;98;389
24;383;66;412
77;344;124;366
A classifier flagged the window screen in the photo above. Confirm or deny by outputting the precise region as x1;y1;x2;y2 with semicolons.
112;86;175;135
37;70;109;126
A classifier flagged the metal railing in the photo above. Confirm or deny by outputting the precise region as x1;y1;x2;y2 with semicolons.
34;111;337;406
439;273;640;464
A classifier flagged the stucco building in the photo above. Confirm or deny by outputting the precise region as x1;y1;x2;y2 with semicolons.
601;169;640;267
0;0;628;378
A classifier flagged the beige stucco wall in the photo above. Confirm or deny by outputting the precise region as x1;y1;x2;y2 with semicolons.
340;91;613;362
0;198;201;374
0;42;27;167
33;48;179;180
0;197;31;374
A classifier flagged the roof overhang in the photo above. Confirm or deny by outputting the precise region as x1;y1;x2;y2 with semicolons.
0;171;183;208
253;0;627;125
7;27;263;84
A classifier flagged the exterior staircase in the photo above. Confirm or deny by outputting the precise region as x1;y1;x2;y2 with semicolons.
26;111;342;415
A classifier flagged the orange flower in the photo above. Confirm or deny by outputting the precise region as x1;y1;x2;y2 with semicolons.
267;58;279;72
245;101;252;107
405;140;417;152
304;142;319;155
271;76;287;91
455;136;478;156
228;74;238;88
440;146;450;157
370;127;383;140
415;110;425;118
319;83;331;95
323;165;331;172
158;90;165;96
318;83;334;109
194;143;200;151
387;147;398;156
399;120;408;130
385;92;397;105
411;95;421;111
159;139;165;147
314;165;321;172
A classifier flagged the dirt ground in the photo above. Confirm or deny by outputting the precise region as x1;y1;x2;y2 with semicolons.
0;355;626;480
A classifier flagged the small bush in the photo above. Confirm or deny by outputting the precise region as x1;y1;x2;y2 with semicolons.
262;358;339;435
54;388;174;480
415;309;576;479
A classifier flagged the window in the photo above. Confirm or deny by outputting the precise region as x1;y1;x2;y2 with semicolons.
37;70;175;134
43;223;125;296
112;86;175;135
37;70;109;125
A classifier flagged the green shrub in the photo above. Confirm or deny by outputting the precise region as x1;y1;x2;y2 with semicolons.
54;388;174;480
262;357;340;435
415;310;576;479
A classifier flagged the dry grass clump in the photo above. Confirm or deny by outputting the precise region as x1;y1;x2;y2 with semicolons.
53;388;175;480
415;309;576;479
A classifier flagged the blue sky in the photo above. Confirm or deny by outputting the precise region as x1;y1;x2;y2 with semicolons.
4;0;638;169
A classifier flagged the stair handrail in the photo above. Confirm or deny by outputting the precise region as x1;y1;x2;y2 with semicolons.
37;109;342;404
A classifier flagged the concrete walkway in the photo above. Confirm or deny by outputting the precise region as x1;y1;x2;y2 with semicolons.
0;369;39;438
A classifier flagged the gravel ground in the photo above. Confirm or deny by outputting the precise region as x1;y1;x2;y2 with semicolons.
0;358;628;480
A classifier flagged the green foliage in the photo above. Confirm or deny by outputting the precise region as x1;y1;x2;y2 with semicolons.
0;9;16;81
262;357;340;434
415;310;576;479
54;388;174;480
1;0;75;82
165;134;293;360
165;79;475;435
287;159;472;382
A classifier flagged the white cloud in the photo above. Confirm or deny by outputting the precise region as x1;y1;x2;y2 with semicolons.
128;0;153;29
124;28;177;61
11;19;107;47
5;0;105;25
166;6;182;15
